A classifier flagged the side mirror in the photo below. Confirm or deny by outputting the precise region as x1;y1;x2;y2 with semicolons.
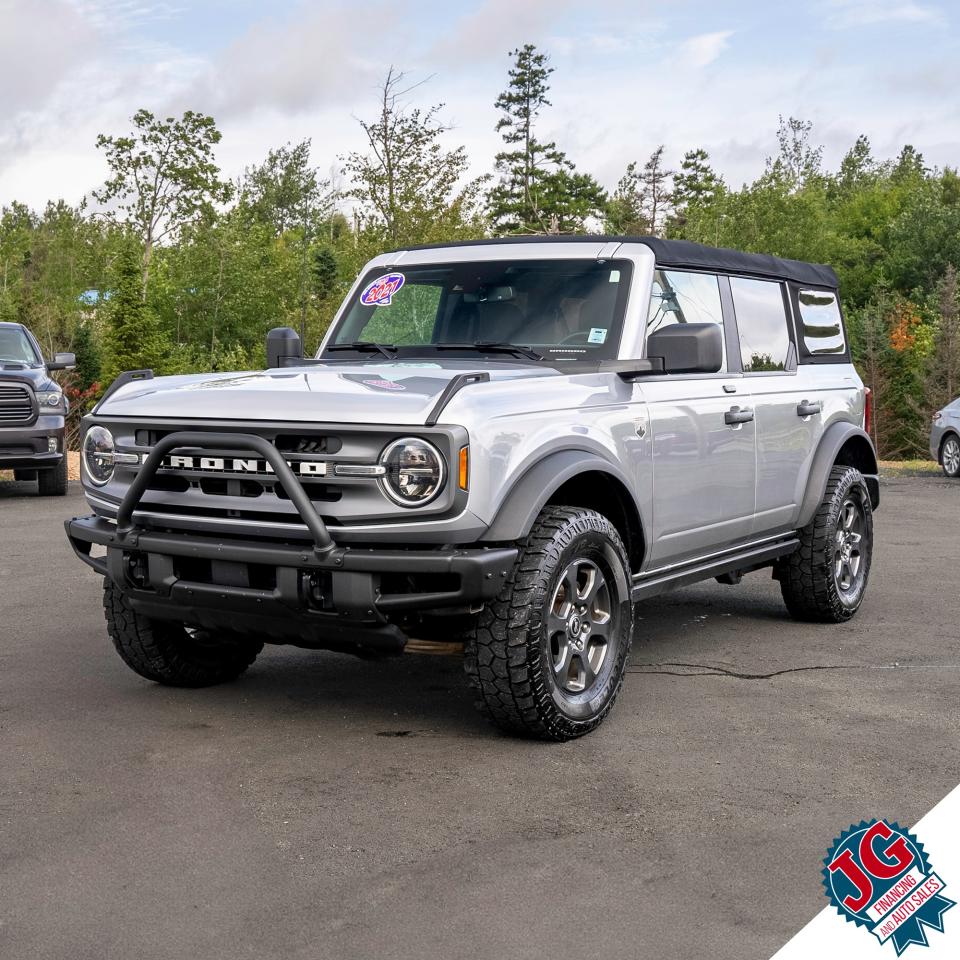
646;323;723;374
47;352;76;371
266;327;303;368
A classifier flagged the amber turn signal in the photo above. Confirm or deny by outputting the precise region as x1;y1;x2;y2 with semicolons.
458;445;469;490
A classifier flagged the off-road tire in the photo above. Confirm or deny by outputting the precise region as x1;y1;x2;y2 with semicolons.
103;581;263;686
940;434;960;478
779;465;873;623
464;506;633;741
37;457;68;496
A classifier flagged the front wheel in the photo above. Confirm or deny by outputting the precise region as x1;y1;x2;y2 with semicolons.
779;465;874;623
103;581;263;686
941;435;960;478
464;506;634;741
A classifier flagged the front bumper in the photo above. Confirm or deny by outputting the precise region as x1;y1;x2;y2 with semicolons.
0;417;64;469
66;514;516;653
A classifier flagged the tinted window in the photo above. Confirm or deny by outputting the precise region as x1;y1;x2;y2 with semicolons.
797;289;846;356
0;326;40;364
730;277;790;372
646;269;726;370
329;260;631;361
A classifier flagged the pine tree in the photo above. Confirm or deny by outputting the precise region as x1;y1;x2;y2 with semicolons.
70;320;102;390
639;146;674;236
670;148;722;230
489;44;604;234
929;264;960;406
103;243;165;383
604;162;647;234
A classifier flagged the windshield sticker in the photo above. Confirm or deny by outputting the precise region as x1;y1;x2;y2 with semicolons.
609;270;621;283
588;327;608;344
360;272;405;306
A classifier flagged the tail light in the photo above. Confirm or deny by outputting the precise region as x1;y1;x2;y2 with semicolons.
864;387;873;437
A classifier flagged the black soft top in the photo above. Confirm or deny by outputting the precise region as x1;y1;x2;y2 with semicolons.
389;236;838;290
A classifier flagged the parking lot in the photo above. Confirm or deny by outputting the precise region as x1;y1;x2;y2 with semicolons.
1;478;958;960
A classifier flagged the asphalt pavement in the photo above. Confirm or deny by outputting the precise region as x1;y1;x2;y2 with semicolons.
1;478;958;960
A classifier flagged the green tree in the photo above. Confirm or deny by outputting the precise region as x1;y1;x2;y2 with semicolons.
767;116;823;189
604;162;646;234
94;109;232;299
343;68;486;246
241;140;333;237
102;242;165;382
669;148;723;233
489;44;604;234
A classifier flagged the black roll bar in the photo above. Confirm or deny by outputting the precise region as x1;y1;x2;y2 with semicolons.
115;431;336;555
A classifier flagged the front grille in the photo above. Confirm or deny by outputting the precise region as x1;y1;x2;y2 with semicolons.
0;384;35;424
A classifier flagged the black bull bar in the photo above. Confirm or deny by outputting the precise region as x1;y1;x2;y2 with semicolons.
65;431;517;653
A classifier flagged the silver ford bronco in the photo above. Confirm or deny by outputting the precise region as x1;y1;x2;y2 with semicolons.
66;237;879;740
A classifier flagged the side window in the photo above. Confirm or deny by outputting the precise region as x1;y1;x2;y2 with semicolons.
797;289;847;357
646;269;726;369
730;277;791;372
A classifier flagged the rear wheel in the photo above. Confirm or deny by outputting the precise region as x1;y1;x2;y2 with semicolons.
103;581;263;686
941;435;960;478
464;506;633;741
779;465;873;623
37;458;68;496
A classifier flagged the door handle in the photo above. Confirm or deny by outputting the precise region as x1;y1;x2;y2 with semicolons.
724;405;754;425
796;399;822;417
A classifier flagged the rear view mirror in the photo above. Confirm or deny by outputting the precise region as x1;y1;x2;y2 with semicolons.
48;352;76;371
646;323;723;374
266;327;303;368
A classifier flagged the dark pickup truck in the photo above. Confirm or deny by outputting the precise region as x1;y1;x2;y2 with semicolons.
0;322;75;496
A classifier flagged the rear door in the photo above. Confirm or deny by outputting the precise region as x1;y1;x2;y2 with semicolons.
643;269;756;567
728;276;825;535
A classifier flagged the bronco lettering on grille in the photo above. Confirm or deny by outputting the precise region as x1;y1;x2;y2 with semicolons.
162;455;327;477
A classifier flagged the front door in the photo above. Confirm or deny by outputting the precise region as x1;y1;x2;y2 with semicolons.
641;268;756;567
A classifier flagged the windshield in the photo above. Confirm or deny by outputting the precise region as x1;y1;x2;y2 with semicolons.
325;259;632;362
0;327;40;364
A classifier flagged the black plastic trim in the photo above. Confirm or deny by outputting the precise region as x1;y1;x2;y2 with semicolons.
93;369;154;413
424;371;490;426
116;431;336;554
631;537;799;601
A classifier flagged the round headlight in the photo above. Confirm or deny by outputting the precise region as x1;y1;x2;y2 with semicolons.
83;426;115;485
379;437;445;506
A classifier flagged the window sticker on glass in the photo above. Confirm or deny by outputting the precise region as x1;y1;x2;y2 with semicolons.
588;327;608;344
359;272;405;306
609;270;621;283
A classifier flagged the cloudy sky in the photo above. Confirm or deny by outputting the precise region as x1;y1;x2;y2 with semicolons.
1;0;958;209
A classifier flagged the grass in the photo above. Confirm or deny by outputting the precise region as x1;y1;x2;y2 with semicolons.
878;459;941;478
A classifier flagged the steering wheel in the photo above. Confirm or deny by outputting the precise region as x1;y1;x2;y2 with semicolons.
558;330;592;345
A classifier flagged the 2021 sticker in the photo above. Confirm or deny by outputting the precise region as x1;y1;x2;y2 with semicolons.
360;273;405;306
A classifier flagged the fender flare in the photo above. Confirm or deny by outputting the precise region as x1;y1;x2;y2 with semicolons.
797;422;879;528
483;449;642;542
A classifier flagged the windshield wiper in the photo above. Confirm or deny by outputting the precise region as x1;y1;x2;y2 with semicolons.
326;341;398;360
436;341;543;361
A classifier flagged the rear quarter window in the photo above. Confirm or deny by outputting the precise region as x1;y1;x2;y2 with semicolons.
795;288;848;359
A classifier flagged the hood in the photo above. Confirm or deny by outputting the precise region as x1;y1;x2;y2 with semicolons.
0;364;57;391
97;360;560;425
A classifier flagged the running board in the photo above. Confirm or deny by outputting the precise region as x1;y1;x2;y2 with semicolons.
631;537;799;602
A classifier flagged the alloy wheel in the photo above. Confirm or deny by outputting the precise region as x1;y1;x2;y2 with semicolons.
546;558;614;694
834;498;866;593
943;437;960;476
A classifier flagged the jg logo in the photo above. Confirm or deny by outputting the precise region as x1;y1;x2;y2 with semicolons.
824;820;954;955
